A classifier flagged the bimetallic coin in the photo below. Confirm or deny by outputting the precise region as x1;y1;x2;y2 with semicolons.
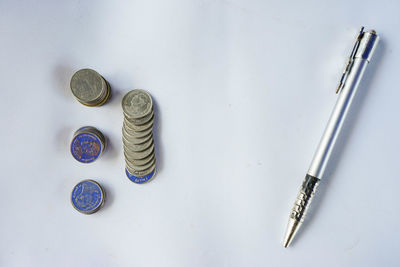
71;131;104;163
125;168;156;184
122;89;153;119
71;180;105;214
124;144;154;160
126;163;156;179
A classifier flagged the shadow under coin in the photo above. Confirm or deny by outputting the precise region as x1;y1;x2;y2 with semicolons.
152;96;164;176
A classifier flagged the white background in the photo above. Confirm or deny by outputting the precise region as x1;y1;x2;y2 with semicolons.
0;0;399;266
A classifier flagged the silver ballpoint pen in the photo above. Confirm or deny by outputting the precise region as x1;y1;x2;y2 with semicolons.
283;27;380;247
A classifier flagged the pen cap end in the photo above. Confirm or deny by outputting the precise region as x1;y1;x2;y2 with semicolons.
355;30;379;62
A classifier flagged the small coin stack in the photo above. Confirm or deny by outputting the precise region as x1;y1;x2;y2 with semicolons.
71;126;107;163
70;69;111;107
122;89;156;183
71;180;105;214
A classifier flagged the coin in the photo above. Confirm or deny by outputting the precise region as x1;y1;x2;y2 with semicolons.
125;168;156;184
124;110;154;126
123;152;155;166
122;126;153;139
124;144;154;160
126;162;156;178
70;69;111;106
122;131;153;145
76;126;107;147
123;136;153;152
71;180;105;214
126;157;156;171
122;89;153;119
123;116;154;132
71;127;106;163
91;81;111;106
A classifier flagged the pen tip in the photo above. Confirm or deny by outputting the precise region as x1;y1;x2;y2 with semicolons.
283;241;290;248
283;218;302;248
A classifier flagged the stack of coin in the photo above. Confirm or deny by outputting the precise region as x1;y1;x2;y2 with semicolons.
122;89;156;183
71;180;105;214
70;69;111;107
71;126;107;163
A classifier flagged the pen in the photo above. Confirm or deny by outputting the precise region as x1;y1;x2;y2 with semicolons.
283;27;380;247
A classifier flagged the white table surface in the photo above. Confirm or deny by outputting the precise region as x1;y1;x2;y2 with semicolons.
1;0;399;266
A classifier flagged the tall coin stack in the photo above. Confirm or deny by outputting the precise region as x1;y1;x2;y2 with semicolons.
122;89;156;184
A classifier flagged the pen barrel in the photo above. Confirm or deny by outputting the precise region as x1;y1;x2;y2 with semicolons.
308;59;368;178
290;175;320;222
308;31;379;179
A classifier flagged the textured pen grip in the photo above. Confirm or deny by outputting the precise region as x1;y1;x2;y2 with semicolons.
290;175;320;222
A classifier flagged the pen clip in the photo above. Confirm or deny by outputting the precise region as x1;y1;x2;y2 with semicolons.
335;27;365;94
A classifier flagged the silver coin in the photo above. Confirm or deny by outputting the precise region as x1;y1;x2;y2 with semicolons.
124;146;154;161
123;136;153;152
70;69;108;105
91;81;112;106
123;123;152;135
122;89;153;119
122;126;153;139
124;110;154;126
76;126;107;149
124;152;155;166
123;116;154;132
124;144;154;160
74;74;111;107
77;126;105;139
126;157;156;171
122;131;153;145
126;162;156;177
123;141;153;155
122;128;152;144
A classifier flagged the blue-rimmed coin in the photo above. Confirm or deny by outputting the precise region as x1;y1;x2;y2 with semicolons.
71;127;106;163
125;168;156;184
71;180;105;214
